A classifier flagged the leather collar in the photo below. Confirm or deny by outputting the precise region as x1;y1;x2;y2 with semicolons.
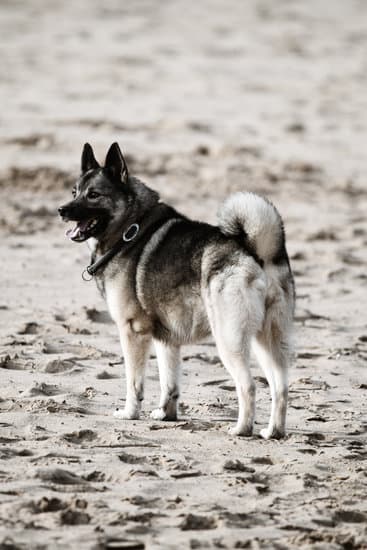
82;205;182;281
82;222;140;281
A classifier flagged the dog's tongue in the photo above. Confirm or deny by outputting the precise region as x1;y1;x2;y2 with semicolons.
66;220;90;240
66;225;80;240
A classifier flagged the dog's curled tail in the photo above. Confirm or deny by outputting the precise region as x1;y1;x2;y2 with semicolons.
218;192;285;264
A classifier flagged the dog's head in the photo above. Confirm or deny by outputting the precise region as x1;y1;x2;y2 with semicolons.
59;142;132;243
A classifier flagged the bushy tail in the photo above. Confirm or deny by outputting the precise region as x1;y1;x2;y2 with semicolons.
218;192;285;263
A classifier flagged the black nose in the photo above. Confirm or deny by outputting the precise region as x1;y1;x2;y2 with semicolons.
58;206;67;216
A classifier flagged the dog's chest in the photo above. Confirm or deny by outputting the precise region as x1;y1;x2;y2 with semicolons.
104;272;139;326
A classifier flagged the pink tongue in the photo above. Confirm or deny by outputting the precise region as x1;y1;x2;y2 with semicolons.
65;220;91;240
66;225;81;240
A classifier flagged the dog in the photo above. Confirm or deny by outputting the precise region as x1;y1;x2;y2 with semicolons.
59;142;295;439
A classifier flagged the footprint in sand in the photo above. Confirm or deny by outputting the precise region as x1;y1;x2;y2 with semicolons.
32;496;91;525
0;447;33;459
182;352;221;365
127;468;160;479
20;382;61;397
16;321;40;335
306;228;338;242
62;429;97;445
33;497;67;513
223;459;255;473
96;370;119;379
0;354;33;371
84;307;113;324
220;510;270;528
36;468;105;490
118;451;146;465
41;340;105;359
127;495;161;507
36;467;88;485
177;420;213;432
60;508;90;525
180;513;217;531
42;358;79;373
332;510;367;524
11;398;91;416
251;456;274;465
84;471;106;482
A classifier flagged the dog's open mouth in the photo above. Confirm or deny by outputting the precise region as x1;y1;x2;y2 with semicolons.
66;218;100;242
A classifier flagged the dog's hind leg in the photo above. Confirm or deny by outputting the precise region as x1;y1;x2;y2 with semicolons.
114;326;152;420
252;330;290;439
206;265;266;436
216;337;255;436
151;341;180;421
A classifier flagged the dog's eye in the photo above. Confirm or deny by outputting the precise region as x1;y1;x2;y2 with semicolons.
88;191;100;199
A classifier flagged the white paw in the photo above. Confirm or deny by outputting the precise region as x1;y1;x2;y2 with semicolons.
260;427;285;440
114;408;139;420
150;408;167;421
260;428;272;440
228;424;253;437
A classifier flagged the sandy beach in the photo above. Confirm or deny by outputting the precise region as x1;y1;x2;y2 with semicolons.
1;1;367;548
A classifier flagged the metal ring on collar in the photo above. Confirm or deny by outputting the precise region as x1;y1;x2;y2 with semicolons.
123;223;140;242
82;268;94;282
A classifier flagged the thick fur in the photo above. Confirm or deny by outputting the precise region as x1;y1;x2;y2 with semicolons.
218;192;284;262
59;143;295;439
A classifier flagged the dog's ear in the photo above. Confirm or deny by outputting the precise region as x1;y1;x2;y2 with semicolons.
81;143;100;172
104;142;128;184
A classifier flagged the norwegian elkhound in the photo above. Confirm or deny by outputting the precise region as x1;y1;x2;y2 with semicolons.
59;142;295;438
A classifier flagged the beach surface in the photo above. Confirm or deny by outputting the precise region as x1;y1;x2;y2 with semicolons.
1;1;367;548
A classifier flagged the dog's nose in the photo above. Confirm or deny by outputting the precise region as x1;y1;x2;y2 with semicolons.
58;206;67;216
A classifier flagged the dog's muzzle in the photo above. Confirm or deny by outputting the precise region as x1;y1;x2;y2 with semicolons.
58;205;68;218
58;204;102;242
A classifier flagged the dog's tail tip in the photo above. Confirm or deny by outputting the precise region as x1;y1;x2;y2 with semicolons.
218;192;285;263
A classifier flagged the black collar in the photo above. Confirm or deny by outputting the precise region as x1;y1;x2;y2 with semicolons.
82;223;140;281
81;205;182;281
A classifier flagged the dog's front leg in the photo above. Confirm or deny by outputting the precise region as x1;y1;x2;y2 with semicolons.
150;341;181;421
114;323;152;420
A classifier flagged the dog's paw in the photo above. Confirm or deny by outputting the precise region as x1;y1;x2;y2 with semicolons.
114;408;139;420
260;427;285;440
228;424;253;437
150;408;177;421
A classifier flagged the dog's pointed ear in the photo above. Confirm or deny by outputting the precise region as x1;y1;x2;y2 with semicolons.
104;142;128;184
81;143;100;172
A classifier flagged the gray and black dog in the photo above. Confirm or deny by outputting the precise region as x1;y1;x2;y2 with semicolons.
59;142;295;438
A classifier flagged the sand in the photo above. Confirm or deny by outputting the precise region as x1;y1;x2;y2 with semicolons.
1;1;367;548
